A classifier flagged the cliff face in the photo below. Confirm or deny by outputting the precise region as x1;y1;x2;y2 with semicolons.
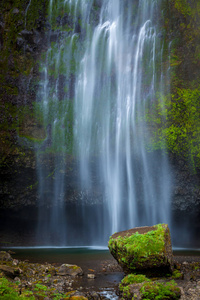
0;0;200;246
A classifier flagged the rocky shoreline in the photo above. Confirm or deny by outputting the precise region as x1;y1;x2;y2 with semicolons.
0;250;200;299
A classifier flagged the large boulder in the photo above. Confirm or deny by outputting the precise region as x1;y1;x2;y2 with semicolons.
108;223;173;276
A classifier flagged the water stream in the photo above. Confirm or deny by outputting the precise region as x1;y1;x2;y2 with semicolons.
36;0;171;246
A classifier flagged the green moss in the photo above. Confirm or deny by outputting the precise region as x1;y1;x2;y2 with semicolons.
171;270;183;279
173;0;191;16
0;277;35;299
146;87;200;170
140;280;181;300
108;224;167;270
119;274;151;296
121;274;151;287
146;1;200;171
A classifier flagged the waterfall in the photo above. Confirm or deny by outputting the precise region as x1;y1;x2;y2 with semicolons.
36;0;171;246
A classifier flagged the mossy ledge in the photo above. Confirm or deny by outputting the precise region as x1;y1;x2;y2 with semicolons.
119;274;181;300
108;223;173;277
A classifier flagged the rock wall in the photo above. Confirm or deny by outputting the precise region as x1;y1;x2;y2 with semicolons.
0;0;200;247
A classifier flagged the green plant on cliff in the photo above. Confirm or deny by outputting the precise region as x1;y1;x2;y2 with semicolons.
0;0;48;164
144;0;200;171
146;87;200;170
173;0;191;16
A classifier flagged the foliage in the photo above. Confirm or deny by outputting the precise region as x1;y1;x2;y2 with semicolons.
171;270;183;279
147;0;200;171
173;0;191;17
109;224;165;257
119;274;151;297
140;280;181;300
0;276;69;300
120;274;151;287
146;87;200;170
119;274;181;300
0;277;35;299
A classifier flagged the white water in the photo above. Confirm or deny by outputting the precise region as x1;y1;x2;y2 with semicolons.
36;0;171;245
25;0;32;29
74;0;171;240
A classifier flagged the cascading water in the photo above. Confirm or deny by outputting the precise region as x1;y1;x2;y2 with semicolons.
36;0;171;246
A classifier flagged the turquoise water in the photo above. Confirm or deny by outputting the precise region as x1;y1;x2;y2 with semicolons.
3;247;200;266
7;247;111;266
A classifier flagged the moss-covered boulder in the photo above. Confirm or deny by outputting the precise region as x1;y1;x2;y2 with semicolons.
108;223;173;276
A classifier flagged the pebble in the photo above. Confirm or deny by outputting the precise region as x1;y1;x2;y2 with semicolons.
13;259;19;266
87;273;96;279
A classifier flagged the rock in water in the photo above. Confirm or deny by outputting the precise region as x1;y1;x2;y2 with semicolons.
57;264;83;276
108;223;173;276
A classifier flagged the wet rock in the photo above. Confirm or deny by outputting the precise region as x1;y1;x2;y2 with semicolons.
87;291;99;299
19;29;34;45
12;259;19;266
87;273;96;279
14;277;20;282
50;30;61;42
0;265;21;278
66;291;88;299
12;8;19;14
57;264;83;276
0;251;13;262
108;224;173;276
16;37;25;49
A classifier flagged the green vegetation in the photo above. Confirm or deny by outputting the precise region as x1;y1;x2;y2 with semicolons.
0;277;35;299
108;224;171;272
120;274;151;287
119;274;181;300
0;276;77;300
139;0;200;172
171;270;183;279
0;0;48;165
140;280;181;300
119;274;151;298
146;87;200;169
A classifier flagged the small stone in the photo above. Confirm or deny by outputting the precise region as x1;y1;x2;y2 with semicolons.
12;8;19;14
13;259;19;266
87;273;96;279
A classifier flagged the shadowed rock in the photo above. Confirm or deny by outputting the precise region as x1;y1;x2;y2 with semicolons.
108;223;173;276
0;251;13;262
0;265;21;278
